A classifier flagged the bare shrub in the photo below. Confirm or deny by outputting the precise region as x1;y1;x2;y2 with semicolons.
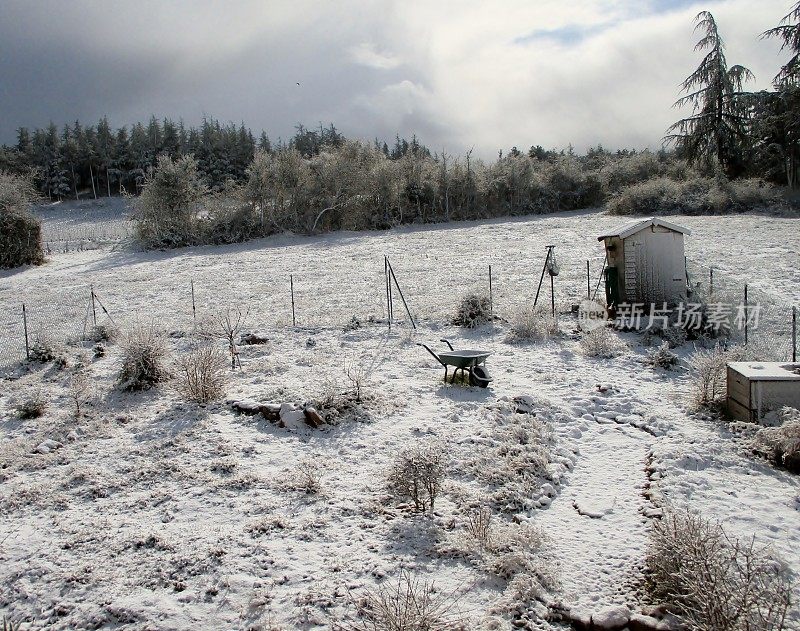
688;344;730;407
291;458;324;495
579;327;626;358
646;508;793;631
17;391;48;419
350;569;465;631
464;506;492;549
175;345;227;403
506;307;558;343
209;306;249;369
387;442;446;513
753;408;800;474
452;293;492;328
117;324;169;391
70;371;92;419
645;342;679;370
345;356;373;403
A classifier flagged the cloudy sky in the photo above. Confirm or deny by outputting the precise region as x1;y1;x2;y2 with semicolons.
0;0;792;158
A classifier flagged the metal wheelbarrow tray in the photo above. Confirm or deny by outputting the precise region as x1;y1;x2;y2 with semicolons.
417;339;493;387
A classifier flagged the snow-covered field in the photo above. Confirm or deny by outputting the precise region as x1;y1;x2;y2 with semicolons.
0;205;799;629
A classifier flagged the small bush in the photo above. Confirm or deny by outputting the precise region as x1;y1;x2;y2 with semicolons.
579;327;626;358
86;324;118;343
350;569;465;631
506;307;558;343
646;508;793;631
753;408;800;474
646;342;679;370
175;345;227;403
17;391;48;419
117;324;169;391
387;441;446;513
28;330;58;363
452;293;492;328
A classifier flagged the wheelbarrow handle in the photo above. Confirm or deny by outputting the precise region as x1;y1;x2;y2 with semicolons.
439;338;455;351
416;342;444;366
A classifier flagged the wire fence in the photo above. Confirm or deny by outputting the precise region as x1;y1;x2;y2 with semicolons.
0;252;796;372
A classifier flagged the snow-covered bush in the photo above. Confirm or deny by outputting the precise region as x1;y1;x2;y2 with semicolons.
452;293;492;328
28;331;59;363
117;324;170;391
387;441;446;513
471;404;555;513
753;408;800;474
133;154;208;249
350;569;464;631
175;345;227;403
579;327;626;358
646;508;793;631
86;324;118;343
506;307;558;343
607;176;784;216
0;171;43;269
646;342;679;370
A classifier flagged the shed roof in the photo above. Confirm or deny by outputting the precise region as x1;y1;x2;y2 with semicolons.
597;217;692;241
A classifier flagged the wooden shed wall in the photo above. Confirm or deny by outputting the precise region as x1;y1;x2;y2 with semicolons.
619;226;686;304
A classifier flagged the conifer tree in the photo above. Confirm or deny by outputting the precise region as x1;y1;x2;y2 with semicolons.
665;11;754;176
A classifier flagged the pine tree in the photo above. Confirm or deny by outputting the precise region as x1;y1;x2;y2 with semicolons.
665;11;754;176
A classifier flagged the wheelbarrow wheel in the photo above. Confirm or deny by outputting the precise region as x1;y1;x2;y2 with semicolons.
469;365;492;388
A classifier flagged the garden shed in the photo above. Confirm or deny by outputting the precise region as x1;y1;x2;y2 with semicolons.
597;217;691;308
727;362;800;422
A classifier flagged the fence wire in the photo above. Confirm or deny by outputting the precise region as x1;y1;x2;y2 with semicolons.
0;252;795;372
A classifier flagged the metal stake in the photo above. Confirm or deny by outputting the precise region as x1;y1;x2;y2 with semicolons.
290;275;296;327
22;304;29;360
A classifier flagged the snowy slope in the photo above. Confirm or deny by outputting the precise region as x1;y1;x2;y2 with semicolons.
0;207;798;629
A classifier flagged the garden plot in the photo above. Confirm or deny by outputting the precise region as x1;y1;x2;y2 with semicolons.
0;208;799;629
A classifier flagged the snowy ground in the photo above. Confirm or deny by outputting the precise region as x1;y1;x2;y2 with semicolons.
0;205;799;629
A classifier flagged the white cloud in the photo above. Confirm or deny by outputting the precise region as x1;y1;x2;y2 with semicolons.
349;43;403;69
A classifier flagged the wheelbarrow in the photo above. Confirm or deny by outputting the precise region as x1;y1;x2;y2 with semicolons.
417;339;493;387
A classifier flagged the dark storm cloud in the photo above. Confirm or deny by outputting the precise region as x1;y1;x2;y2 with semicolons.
0;0;790;157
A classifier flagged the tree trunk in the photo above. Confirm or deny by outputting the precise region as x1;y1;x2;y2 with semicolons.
70;164;78;201
89;164;97;199
788;146;799;189
106;166;111;197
